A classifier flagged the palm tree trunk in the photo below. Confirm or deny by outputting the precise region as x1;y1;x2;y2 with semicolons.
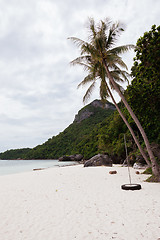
104;64;160;177
105;82;151;167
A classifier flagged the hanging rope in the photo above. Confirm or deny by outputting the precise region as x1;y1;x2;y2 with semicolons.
124;134;132;185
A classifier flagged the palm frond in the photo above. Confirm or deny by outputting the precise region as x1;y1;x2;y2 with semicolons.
77;74;95;89
109;71;125;83
81;42;95;56
83;81;96;103
68;37;87;48
118;70;131;84
106;21;124;48
88;18;97;39
70;56;91;66
108;55;128;70
109;79;124;93
108;44;135;55
109;69;130;84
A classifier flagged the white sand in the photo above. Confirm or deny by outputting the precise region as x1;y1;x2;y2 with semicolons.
0;165;160;240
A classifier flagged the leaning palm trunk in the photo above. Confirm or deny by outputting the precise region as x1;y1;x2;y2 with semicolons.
105;82;151;167
104;64;160;177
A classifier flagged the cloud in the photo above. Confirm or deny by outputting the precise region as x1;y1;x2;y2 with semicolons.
0;0;159;152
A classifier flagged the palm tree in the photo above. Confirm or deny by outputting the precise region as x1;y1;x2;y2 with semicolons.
69;18;160;179
71;52;150;166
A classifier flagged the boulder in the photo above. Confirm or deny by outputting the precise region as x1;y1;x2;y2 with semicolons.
68;155;76;161
59;154;83;162
84;154;112;167
74;154;83;161
133;162;147;169
59;156;71;161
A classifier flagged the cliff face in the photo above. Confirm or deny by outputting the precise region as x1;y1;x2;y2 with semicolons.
74;109;93;123
91;99;115;110
74;99;115;123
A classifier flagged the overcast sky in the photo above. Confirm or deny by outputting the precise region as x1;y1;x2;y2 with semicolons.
0;0;159;152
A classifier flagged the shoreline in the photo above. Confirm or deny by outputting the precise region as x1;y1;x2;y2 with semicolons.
0;159;79;176
0;165;159;240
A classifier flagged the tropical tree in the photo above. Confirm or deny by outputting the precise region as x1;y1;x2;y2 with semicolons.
76;57;150;166
69;18;160;180
129;25;160;143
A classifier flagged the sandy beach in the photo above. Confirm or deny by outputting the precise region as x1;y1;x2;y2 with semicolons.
0;165;160;240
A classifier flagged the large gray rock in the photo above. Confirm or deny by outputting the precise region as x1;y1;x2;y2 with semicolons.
133;162;147;169
59;154;83;162
91;99;115;110
74;154;83;161
74;109;93;123
59;156;71;161
84;154;112;167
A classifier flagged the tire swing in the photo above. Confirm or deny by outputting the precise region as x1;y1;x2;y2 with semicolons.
121;134;142;191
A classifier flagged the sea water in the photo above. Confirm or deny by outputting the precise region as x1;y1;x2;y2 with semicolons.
0;159;78;176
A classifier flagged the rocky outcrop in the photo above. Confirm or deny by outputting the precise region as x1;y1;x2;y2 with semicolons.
59;154;83;162
84;154;112;167
91;99;115;110
74;99;115;123
74;109;93;123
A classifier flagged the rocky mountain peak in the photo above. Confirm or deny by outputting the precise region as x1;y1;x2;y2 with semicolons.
91;99;115;110
74;99;115;123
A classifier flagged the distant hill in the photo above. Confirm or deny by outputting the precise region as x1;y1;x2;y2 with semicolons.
0;100;115;160
0;148;31;160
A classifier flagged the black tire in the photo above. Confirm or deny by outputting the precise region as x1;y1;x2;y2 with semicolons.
121;184;142;191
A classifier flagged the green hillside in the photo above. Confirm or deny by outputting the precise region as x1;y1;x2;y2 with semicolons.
0;100;115;160
24;100;115;159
